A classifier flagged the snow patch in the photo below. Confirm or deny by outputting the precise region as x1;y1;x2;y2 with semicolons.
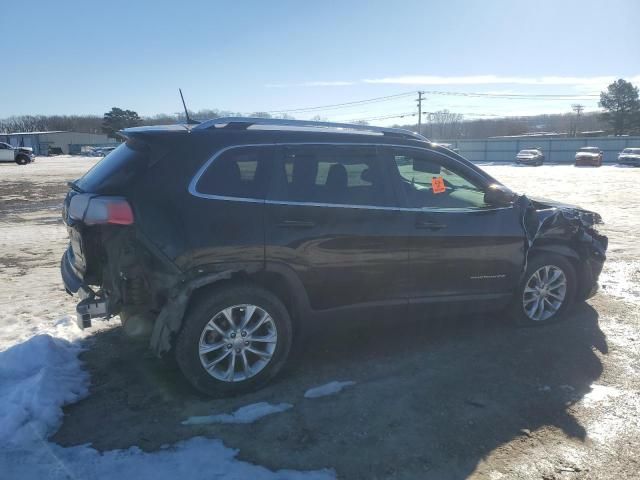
0;334;89;447
0;437;335;480
599;260;640;304
580;384;622;407
304;381;355;399
182;402;293;425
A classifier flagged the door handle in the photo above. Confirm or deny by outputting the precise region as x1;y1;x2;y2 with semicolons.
415;220;446;230
276;220;316;229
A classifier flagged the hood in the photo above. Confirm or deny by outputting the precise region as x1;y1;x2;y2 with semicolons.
527;196;602;225
619;153;640;158
17;147;33;153
515;194;605;257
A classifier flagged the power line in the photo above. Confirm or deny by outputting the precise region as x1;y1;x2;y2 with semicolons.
265;91;415;114
264;89;599;116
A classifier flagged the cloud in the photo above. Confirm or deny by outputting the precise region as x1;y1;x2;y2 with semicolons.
266;80;355;88
266;75;640;93
363;74;640;91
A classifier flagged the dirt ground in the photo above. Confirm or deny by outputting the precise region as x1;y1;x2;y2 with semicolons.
2;158;640;479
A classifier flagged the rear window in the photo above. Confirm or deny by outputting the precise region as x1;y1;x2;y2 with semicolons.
195;146;273;199
75;141;148;193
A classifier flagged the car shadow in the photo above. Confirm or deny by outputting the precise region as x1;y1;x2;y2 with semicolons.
53;302;606;479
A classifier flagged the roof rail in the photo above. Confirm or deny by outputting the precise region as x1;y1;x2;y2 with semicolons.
192;116;428;141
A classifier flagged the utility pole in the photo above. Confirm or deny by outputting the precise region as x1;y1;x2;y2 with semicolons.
572;104;584;137
417;91;424;135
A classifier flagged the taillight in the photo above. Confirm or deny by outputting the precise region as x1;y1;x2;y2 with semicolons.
68;194;134;225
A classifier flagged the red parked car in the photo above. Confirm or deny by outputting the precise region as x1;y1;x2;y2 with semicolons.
575;147;603;167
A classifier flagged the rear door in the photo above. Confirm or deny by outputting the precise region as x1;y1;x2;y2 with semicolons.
381;146;525;302
264;144;409;311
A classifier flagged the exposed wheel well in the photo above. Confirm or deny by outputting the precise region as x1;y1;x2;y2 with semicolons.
528;245;590;300
184;270;304;336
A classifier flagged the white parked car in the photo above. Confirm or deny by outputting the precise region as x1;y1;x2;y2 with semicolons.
618;148;640;167
515;149;545;166
0;142;35;165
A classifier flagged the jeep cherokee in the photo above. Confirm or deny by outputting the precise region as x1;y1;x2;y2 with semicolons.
61;118;608;396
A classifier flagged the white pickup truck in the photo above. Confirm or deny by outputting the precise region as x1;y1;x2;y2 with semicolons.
0;142;35;165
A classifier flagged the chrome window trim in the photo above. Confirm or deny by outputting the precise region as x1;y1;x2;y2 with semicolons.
188;142;512;213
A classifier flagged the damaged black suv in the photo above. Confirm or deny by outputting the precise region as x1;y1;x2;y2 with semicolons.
61;118;608;396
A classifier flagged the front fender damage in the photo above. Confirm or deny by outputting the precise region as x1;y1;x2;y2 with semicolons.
515;195;608;298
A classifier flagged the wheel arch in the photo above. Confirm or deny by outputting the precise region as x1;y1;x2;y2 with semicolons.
527;242;591;300
149;263;311;357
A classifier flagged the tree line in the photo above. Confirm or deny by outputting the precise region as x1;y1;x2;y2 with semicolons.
1;79;638;139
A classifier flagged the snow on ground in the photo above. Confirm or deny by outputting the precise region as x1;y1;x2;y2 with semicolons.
0;157;333;480
0;158;638;479
0;333;88;446
482;164;640;304
182;402;293;425
304;381;356;399
2;437;334;480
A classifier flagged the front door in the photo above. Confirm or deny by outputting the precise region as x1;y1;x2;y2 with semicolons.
381;146;525;304
264;144;409;311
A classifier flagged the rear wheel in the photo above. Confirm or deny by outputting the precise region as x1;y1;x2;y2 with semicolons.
512;254;576;326
175;285;292;397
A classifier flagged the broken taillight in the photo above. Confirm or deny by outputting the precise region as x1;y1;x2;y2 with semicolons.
68;194;134;225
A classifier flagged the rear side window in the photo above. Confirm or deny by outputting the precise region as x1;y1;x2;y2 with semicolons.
270;145;394;206
75;141;147;193
196;146;273;199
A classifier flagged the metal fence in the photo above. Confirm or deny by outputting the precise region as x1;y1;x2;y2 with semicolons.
440;136;640;164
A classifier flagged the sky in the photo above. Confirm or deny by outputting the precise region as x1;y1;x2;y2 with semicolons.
2;0;639;125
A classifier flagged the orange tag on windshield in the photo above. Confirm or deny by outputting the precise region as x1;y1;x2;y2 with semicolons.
432;176;446;194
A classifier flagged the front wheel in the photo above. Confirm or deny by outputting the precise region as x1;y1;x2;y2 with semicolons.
511;254;576;326
15;155;30;165
175;285;292;397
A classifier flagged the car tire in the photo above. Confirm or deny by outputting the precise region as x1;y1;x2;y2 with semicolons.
511;253;576;327
175;284;293;397
15;155;30;165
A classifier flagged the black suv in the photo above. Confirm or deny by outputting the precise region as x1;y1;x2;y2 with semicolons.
61;118;608;396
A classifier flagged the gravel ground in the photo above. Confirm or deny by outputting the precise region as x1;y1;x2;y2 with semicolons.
1;157;639;479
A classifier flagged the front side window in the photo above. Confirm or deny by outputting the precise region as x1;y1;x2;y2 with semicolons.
270;145;393;207
391;149;488;209
197;146;273;199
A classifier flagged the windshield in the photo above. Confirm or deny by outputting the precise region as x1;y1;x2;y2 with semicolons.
623;148;640;154
578;147;599;152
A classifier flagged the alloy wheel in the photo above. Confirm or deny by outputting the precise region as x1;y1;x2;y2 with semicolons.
522;265;567;321
198;304;278;382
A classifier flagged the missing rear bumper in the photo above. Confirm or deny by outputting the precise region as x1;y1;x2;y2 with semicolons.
75;288;109;329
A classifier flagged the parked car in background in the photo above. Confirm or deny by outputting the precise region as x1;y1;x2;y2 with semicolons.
0;142;35;165
86;146;118;157
575;147;603;167
617;148;640;166
515;149;544;166
60;117;608;397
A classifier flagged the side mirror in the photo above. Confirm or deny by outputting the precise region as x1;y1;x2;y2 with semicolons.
484;184;517;207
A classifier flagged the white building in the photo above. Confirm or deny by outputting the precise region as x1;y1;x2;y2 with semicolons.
0;131;120;155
